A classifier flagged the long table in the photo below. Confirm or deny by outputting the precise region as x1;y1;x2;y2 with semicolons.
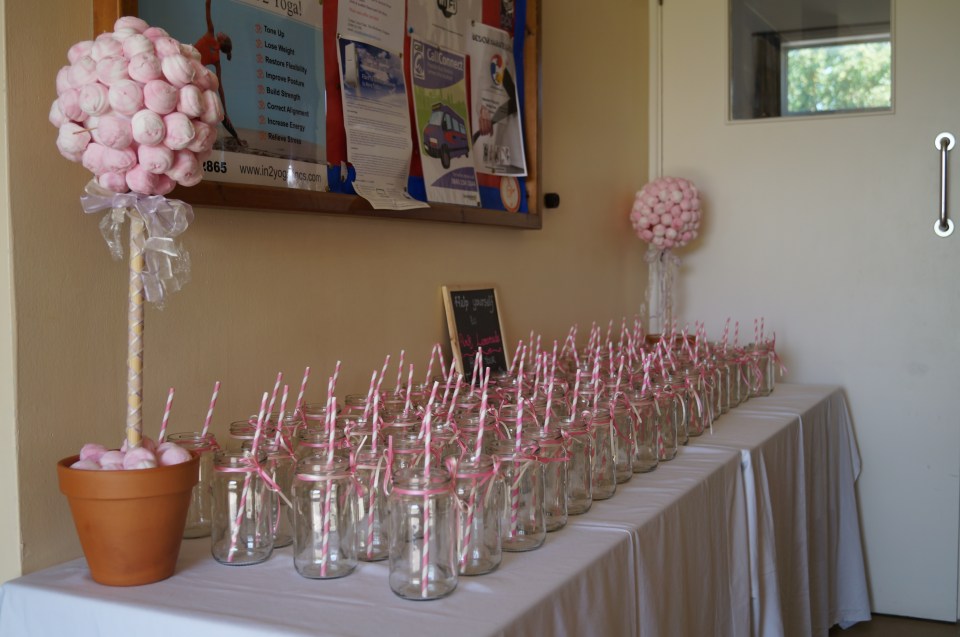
0;384;870;636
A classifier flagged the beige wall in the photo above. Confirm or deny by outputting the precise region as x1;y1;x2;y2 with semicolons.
5;1;648;573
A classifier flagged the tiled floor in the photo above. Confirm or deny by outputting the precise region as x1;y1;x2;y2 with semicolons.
831;615;960;636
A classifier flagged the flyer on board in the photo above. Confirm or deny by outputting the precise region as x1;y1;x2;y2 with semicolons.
410;37;481;206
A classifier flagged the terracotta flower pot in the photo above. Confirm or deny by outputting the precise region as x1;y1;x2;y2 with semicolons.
57;453;200;586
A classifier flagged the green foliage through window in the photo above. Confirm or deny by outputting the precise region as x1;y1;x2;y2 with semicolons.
785;40;891;114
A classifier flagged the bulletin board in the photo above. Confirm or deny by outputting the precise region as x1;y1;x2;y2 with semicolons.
92;0;541;229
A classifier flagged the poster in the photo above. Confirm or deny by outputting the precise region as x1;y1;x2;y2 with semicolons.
406;0;480;51
338;37;426;210
410;38;481;206
467;22;526;176
139;0;327;191
336;0;406;55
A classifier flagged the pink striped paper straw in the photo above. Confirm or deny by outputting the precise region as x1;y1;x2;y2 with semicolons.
437;346;448;381
394;350;405;395
251;391;269;456
266;372;283;424
371;395;381;454
734;321;740;348
507;339;523;374
509;397;525;537
200;381;221;438
158;387;174;443
473;369;490;461
470;347;483;392
361;370;378;424
571;373;581;415
721;318;731;353
420;381;439;598
425;344;438;386
760;317;765;343
754;318;760;346
274;385;290;446
295;366;311;412
444;374;462;426
403;364;414;416
375;354;391;398
326;393;337;465
543;343;557;433
440;361;457;405
330;360;342;399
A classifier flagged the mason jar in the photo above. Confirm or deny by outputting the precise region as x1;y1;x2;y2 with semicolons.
532;428;568;532
354;448;390;562
598;396;634;483
388;467;458;600
665;374;689;446
295;426;349;462
292;455;358;579
453;455;503;575
652;382;680;462
242;439;294;549
168;431;219;538
586;407;617;500
559;412;594;515
492;438;546;552
626;388;659;473
682;368;708;437
211;449;273;566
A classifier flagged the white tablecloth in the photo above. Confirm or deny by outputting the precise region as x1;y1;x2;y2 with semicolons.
0;384;869;637
691;383;871;637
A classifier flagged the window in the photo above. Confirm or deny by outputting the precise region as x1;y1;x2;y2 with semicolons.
730;0;892;120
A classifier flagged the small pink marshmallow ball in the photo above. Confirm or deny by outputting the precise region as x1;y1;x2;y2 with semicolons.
123;446;158;470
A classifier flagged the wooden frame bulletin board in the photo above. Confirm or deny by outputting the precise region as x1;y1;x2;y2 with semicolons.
92;0;541;229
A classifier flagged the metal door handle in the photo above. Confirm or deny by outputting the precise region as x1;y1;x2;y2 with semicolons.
935;132;955;237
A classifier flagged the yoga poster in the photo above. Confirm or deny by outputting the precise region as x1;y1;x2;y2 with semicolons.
139;0;327;191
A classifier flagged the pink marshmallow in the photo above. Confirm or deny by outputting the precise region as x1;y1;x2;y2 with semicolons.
114;16;149;33
70;56;99;86
96;55;130;85
126;165;161;195
56;66;75;95
177;85;204;118
167;150;201;187
123;446;158;470
92;114;133;150
49;99;67;127
190;61;217;91
128;52;163;83
121;435;158;454
143;27;170;41
79;82;111;116
180;43;201;62
91;37;123;61
142;79;179;115
70;459;101;471
58;88;84;121
81;142;109;175
79;443;109;463
162;112;195;150
122;33;154;59
200;90;224;125
102;146;138;173
67;41;94;65
161;54;195;87
155;174;176;195
131;109;165;145
98;449;126;470
156;442;192;466
98;171;129;193
153;37;182;58
138;144;174;174
108;79;144;116
187;121;216;154
57;122;91;155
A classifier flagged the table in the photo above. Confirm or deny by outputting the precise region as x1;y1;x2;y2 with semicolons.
0;384;869;637
690;384;871;637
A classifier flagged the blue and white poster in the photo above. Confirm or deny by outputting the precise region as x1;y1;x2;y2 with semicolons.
139;0;327;190
410;38;480;206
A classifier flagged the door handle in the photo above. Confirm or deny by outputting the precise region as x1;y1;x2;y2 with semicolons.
935;132;955;237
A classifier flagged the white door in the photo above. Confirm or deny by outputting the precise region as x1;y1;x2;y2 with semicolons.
656;0;960;622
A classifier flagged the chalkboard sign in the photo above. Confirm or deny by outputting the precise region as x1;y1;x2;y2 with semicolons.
442;285;510;376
